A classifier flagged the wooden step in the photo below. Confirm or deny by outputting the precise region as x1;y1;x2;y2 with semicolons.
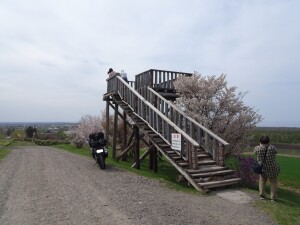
144;129;154;132
154;141;166;146
171;156;182;160
190;170;235;178
136;122;146;126
168;154;181;158
196;160;216;166
168;153;179;156
198;178;241;189
159;144;171;149
197;154;211;159
178;160;215;167
166;150;177;154
187;166;226;174
152;137;164;141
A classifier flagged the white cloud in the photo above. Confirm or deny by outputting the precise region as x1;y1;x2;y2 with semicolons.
0;0;299;126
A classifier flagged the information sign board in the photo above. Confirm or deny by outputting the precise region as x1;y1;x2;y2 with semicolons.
171;133;182;151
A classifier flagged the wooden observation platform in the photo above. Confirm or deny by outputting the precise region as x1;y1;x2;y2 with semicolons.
103;69;240;192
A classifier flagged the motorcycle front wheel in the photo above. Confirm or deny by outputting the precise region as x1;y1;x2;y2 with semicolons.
97;154;106;169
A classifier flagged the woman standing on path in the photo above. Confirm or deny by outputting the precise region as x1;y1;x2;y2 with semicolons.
254;135;280;201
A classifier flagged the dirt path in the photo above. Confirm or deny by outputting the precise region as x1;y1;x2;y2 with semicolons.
0;146;276;225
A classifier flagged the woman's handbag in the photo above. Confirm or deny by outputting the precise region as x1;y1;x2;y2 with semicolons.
252;162;263;174
252;147;268;174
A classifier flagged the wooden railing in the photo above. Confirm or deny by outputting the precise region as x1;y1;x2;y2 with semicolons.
146;87;228;166
135;69;192;94
107;75;200;169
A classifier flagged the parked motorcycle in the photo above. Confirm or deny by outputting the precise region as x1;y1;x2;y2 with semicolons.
88;132;108;169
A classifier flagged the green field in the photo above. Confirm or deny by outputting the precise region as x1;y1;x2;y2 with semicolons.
277;155;300;190
277;149;300;157
269;155;300;225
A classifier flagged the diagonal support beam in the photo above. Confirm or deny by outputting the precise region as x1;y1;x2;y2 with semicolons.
116;141;135;161
131;145;153;168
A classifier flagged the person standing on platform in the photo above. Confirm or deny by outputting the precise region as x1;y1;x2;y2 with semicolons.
107;68;117;78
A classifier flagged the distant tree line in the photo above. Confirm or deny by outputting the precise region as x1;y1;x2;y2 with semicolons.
250;128;300;144
0;124;70;144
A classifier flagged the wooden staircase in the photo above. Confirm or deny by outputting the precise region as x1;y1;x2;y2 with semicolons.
107;87;240;192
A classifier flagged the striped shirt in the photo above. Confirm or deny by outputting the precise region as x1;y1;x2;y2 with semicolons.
254;144;280;178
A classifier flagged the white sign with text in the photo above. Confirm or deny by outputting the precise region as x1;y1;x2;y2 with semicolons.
171;133;182;151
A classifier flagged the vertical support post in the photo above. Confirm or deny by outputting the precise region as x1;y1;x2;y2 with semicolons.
149;145;153;170
153;146;158;173
112;102;118;160
197;127;203;149
123;112;127;148
191;145;198;169
122;111;127;161
190;123;194;141
134;125;140;169
149;149;153;170
218;143;225;166
188;143;192;169
180;135;184;158
205;133;209;154
105;101;110;143
213;139;217;164
184;118;188;133
151;70;155;88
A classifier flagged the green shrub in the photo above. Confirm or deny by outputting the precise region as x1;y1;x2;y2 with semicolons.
226;154;258;187
32;139;70;146
0;138;15;147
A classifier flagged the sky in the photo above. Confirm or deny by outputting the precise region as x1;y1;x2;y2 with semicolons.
0;0;299;127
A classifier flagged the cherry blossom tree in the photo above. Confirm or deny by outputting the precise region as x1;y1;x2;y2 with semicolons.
173;72;262;156
69;112;127;148
68;115;103;148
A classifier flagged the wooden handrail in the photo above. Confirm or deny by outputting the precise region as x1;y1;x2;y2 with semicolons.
146;87;228;162
107;76;199;165
147;87;229;145
135;69;192;94
108;76;199;146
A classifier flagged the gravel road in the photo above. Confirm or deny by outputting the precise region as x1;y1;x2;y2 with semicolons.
0;146;276;225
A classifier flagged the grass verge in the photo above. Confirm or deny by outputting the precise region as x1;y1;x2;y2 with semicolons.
0;148;11;160
54;144;199;194
227;153;300;225
0;138;13;160
255;188;300;225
